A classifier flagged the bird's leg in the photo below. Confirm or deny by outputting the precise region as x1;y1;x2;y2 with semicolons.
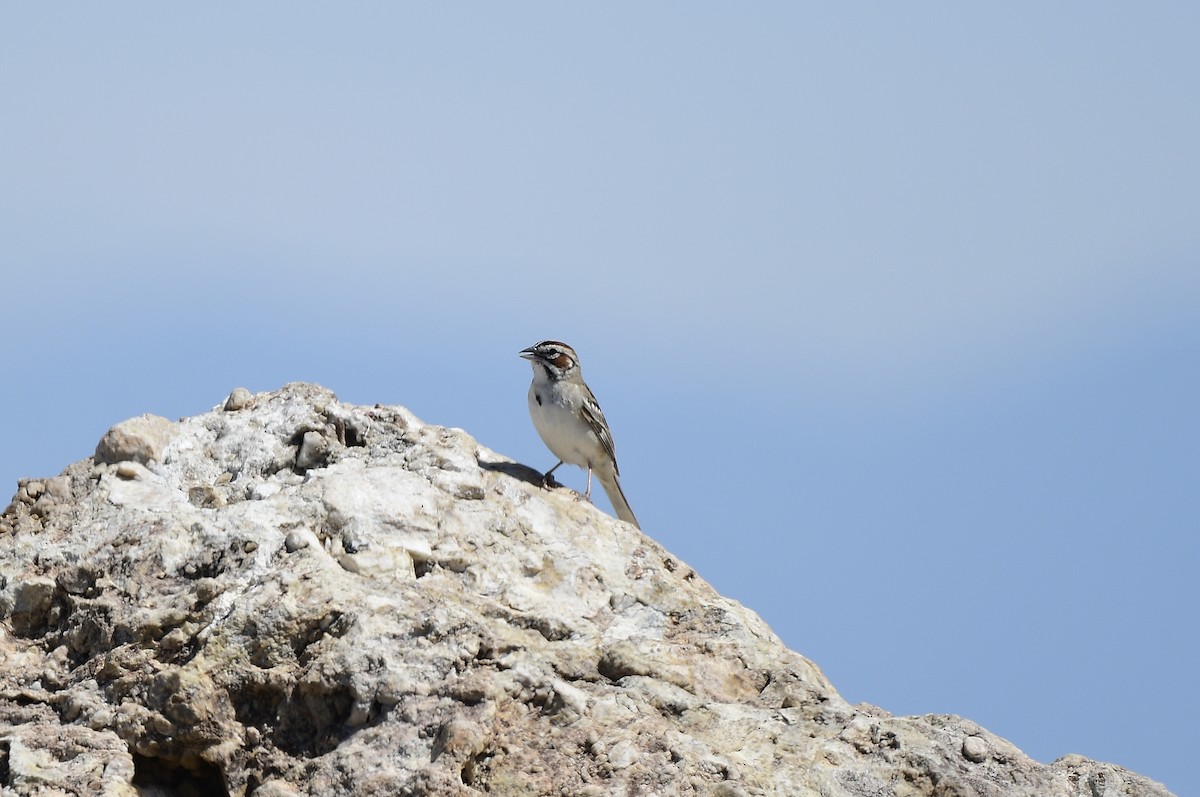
542;461;564;489
583;467;593;501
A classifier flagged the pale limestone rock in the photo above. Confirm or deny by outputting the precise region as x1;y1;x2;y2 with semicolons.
0;383;1177;797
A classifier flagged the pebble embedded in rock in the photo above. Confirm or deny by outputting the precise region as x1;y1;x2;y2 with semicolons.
284;530;310;552
224;387;253;411
251;481;282;500
295;430;331;471
432;718;489;762
607;740;637;770
250;780;301;797
94;414;177;466
116;462;146;480
962;735;989;763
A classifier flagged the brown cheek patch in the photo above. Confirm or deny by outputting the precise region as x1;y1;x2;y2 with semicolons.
552;353;572;369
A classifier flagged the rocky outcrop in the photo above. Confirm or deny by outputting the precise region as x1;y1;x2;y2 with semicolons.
0;383;1175;796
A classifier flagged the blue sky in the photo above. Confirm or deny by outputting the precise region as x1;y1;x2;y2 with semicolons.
2;5;1196;793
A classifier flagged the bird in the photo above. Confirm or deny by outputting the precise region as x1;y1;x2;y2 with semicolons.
519;340;640;528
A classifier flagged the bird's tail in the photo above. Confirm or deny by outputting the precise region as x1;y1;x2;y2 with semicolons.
598;470;640;529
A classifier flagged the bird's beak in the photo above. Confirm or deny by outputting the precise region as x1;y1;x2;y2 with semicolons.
519;347;538;360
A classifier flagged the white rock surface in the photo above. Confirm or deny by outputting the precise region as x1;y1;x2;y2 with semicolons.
0;383;1176;796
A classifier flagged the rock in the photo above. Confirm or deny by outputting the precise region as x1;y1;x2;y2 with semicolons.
0;383;1177;797
0;715;137;797
93;413;177;466
295;430;331;471
0;575;57;635
963;734;989;763
284;529;313;553
225;387;253;411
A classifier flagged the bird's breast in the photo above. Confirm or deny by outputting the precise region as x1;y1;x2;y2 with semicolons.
527;384;600;467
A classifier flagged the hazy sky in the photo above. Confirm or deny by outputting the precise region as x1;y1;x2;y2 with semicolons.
3;5;1197;794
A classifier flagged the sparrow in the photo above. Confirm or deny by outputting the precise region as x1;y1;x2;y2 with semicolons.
519;340;639;528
